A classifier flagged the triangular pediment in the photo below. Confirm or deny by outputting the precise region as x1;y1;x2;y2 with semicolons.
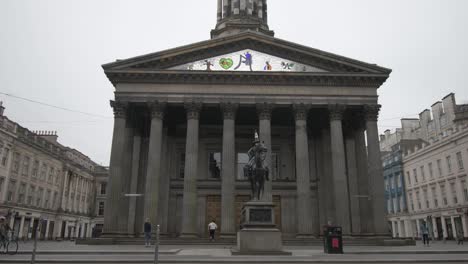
168;49;328;73
103;32;391;75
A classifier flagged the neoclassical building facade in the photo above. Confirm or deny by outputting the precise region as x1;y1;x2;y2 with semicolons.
0;103;108;240
102;0;391;238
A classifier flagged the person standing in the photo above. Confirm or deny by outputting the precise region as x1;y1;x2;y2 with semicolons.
208;220;218;241
144;218;152;247
422;224;430;246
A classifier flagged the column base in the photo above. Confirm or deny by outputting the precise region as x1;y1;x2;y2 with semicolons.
220;232;237;239
179;233;199;238
295;233;317;239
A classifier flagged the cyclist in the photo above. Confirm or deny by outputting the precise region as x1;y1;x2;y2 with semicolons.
0;216;11;241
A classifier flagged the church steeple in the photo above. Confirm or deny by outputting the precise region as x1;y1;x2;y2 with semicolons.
211;0;274;39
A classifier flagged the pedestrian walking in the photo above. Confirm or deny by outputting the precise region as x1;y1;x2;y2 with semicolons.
422;224;430;246
144;218;152;247
208;220;218;241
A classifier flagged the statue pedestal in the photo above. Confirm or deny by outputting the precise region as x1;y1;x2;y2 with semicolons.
235;201;290;255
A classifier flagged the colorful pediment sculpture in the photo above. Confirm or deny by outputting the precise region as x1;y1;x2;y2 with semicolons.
169;49;328;72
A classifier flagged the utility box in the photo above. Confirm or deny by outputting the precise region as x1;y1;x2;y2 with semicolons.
323;226;343;254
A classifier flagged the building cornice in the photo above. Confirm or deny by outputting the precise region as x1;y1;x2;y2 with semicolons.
104;70;388;88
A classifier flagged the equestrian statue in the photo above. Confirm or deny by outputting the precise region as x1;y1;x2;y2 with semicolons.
243;131;270;200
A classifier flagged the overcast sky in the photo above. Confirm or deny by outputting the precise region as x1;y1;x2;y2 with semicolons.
1;0;468;165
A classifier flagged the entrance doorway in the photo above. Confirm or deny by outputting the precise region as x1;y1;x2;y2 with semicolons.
435;217;443;240
445;218;454;240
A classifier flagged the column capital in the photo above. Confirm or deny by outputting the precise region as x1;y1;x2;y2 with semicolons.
110;100;128;119
364;104;381;121
256;102;274;120
147;101;166;120
184;101;202;120
328;104;346;121
220;102;238;120
293;103;310;121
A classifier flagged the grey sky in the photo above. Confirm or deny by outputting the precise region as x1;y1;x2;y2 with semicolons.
1;0;467;165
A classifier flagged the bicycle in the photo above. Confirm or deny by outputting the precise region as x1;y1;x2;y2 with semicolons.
0;230;19;255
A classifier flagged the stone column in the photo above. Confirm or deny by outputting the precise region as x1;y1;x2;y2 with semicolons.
217;0;223;21
442;217;448;239
128;133;141;235
28;217;34;239
18;216;25;239
451;216;457;238
293;104;313;236
144;101;166;227
364;105;387;235
257;102;273;202
103;100;128;236
220;102;238;237
355;120;372;234
45;220;50;240
432;216;438;239
328;105;351;234
60;170;69;210
74;176;80;212
415;219;421;237
64;221;69;238
462;215;468;238
345;134;361;234
181;102;202;237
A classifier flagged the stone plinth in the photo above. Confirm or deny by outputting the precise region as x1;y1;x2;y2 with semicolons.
236;201;290;255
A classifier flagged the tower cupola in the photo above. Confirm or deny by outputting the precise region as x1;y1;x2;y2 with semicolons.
211;0;274;39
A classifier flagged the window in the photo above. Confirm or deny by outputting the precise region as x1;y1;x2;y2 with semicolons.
457;152;464;170
208;152;221;179
0;177;4;197
447;156;453;173
423;189;429;209
32;160;39;178
420;166;426;181
409;193;414;211
428;162;434;179
397;175;402;188
18;182;26;204
413;169;418;183
52;192;57;209
237;153;249;180
406;171;411;185
40;164;47;180
441;185;448;206
48;167;54;183
437;159;443;177
12;152;20;173
22;156;30;176
271;152;280;180
179;153;185;178
416;191;421;210
7;180;16;202
98;201;105;216
1;148;10;166
37;188;43;207
100;183;107;195
45;190;51;209
451;182;458;204
432;187;438;207
28;185;35;205
463;181;468;202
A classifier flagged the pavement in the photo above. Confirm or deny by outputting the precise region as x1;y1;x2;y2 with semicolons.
2;240;468;263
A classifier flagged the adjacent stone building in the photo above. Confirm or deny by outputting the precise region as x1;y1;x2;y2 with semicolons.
381;93;468;239
0;103;108;240
102;0;392;238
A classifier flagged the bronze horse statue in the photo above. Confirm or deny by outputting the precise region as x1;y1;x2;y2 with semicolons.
243;139;270;200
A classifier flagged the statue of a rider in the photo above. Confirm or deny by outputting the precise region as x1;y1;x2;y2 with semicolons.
243;131;270;200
